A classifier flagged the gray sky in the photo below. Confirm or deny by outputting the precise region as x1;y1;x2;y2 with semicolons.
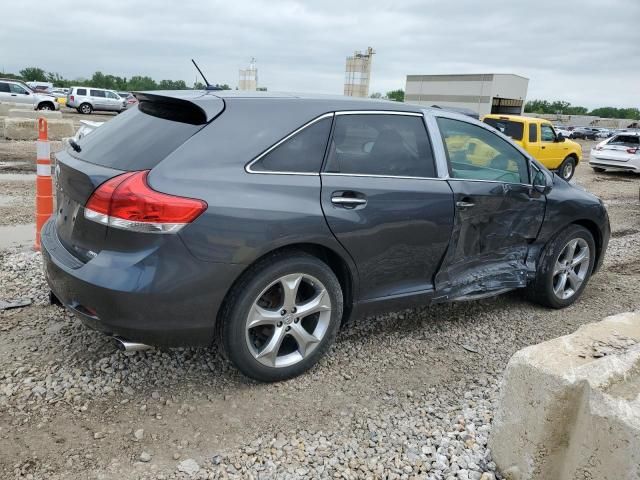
3;0;639;109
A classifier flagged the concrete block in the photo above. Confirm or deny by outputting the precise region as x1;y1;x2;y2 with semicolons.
2;118;74;141
490;311;640;480
0;102;33;116
8;109;62;119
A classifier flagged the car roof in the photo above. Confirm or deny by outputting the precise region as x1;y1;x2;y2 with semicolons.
483;114;550;124
132;89;430;122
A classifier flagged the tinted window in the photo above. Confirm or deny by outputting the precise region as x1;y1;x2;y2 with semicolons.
483;118;524;141
9;83;27;94
71;106;203;170
76;88;86;95
251;117;332;173
90;89;106;98
325;114;436;178
0;82;9;93
437;117;529;184
529;124;537;142
610;135;639;146
541;124;555;142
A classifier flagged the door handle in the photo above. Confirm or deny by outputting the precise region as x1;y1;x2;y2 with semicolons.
456;201;475;208
331;192;367;208
331;197;367;206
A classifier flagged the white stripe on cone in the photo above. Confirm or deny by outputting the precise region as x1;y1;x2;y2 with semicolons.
37;164;52;176
36;140;50;160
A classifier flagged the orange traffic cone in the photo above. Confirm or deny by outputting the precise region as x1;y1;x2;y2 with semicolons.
35;118;53;251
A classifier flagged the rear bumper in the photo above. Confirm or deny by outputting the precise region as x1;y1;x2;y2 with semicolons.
41;218;244;347
589;157;639;173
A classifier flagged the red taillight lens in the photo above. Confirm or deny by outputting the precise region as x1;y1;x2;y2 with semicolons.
84;170;207;233
70;95;74;102
626;147;638;154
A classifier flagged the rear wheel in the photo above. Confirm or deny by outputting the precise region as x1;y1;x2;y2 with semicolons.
79;103;92;114
559;156;576;181
220;252;343;382
528;225;595;309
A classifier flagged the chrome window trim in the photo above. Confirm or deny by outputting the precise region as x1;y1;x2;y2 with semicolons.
321;172;446;181
245;112;334;175
334;110;423;117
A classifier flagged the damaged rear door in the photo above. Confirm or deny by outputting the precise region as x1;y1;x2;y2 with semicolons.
433;116;545;299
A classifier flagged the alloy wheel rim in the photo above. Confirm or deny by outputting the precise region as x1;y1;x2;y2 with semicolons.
563;162;573;179
552;238;590;300
245;273;332;368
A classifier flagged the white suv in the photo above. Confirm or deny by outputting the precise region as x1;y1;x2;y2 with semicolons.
66;86;127;114
0;79;60;110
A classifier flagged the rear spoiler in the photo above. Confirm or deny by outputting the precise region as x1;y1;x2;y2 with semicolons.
133;91;224;124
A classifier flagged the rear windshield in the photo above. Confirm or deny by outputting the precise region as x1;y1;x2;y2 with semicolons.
483;118;524;141
70;106;204;170
609;135;639;146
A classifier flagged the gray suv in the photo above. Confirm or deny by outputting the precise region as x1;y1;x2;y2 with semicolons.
66;86;126;114
42;91;610;382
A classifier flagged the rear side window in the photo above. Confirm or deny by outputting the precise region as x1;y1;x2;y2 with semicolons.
325;114;436;178
76;88;86;95
90;89;105;98
610;135;639;146
250;116;332;173
529;124;537;142
0;82;9;93
483;118;524;141
71;106;203;170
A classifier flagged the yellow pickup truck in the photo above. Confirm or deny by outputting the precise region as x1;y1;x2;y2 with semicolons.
483;114;582;180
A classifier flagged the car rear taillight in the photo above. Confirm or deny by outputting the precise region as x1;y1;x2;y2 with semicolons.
70;95;74;102
84;170;207;233
626;147;638;154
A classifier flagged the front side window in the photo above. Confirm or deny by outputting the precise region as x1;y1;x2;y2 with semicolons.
437;117;529;184
540;124;556;142
324;114;436;178
9;83;27;94
250;116;332;173
106;91;118;99
90;89;106;98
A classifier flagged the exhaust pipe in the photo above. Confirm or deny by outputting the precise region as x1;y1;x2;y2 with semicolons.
112;336;152;352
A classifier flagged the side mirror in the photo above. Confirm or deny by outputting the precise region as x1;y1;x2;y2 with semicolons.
556;133;565;142
532;162;552;194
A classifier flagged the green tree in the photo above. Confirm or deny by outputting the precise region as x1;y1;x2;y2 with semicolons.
386;89;404;102
19;67;47;82
127;76;158;90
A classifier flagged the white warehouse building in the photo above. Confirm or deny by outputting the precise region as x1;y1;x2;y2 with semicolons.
405;73;529;118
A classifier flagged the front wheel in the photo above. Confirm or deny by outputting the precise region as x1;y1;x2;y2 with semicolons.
37;102;54;111
220;252;343;382
528;225;596;309
559;156;576;181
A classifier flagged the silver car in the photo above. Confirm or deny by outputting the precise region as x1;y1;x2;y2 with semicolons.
0;79;60;110
66;86;127;114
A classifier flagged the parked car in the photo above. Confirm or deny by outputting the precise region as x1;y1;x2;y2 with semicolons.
570;127;598;140
483;115;582;180
0;79;60;110
66;86;127;114
554;126;573;139
590;132;640;173
51;88;68;106
42;92;610;382
118;91;138;108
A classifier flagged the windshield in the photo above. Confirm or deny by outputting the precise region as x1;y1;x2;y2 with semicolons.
483;118;524;141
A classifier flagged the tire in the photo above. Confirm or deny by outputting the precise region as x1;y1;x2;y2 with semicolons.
220;251;343;382
79;103;92;114
37;102;54;111
592;167;606;173
528;225;596;309
559;156;576;181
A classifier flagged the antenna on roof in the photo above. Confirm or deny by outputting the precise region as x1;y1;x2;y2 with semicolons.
191;59;222;91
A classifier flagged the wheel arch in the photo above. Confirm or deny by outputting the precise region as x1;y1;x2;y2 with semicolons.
572;219;603;273
215;242;357;335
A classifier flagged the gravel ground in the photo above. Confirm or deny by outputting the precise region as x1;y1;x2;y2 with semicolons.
0;141;638;479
